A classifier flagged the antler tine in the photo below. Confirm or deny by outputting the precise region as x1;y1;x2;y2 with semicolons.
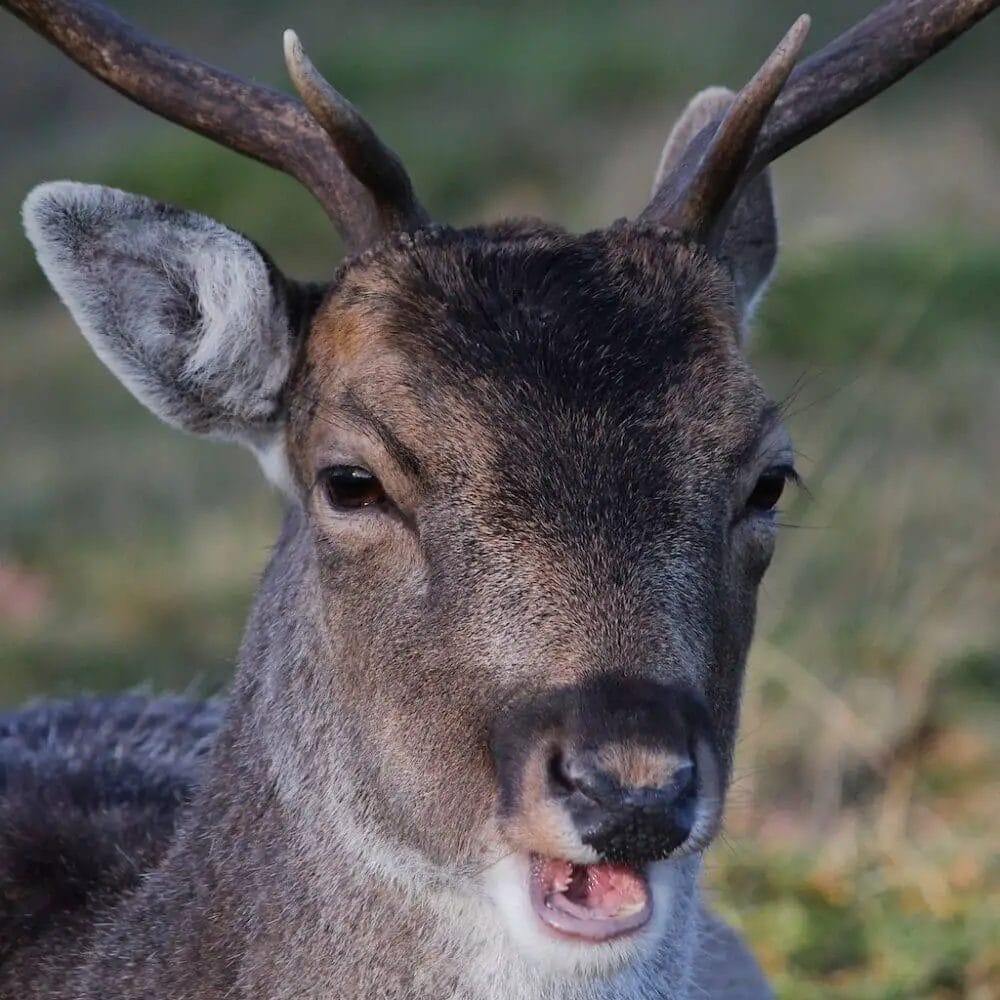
2;0;424;253
642;15;811;241
645;0;999;245
283;31;428;237
750;0;1000;174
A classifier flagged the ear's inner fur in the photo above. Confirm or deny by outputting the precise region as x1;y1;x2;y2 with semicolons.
21;181;325;491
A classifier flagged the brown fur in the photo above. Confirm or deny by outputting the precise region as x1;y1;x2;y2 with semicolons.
597;745;676;792
501;743;590;861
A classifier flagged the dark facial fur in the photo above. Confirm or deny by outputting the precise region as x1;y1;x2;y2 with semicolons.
281;222;785;865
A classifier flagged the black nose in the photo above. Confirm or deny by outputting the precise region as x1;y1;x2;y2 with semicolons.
489;677;717;865
551;749;698;864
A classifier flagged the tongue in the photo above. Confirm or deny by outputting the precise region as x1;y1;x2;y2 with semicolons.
529;854;652;941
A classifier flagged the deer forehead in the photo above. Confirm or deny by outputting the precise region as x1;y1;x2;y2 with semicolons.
292;225;771;487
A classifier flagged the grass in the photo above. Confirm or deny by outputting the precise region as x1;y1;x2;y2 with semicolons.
707;316;1000;999
1;1;999;995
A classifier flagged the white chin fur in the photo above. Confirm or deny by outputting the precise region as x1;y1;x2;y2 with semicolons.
483;853;683;980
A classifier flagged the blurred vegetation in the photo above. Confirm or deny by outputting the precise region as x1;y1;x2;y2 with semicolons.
1;2;998;997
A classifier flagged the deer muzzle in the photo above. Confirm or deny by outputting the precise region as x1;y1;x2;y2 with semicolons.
489;677;722;943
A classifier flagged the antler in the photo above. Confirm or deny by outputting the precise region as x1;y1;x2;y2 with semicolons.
282;31;427;239
646;15;811;242
1;0;427;252
644;0;999;245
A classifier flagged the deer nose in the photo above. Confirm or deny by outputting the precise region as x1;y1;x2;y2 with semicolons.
550;748;698;863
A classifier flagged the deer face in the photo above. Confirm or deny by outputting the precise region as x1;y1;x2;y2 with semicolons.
278;222;792;963
23;152;791;972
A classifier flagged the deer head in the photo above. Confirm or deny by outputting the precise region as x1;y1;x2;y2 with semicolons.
8;0;995;985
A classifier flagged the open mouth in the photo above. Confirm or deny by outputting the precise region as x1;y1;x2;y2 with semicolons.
529;853;652;942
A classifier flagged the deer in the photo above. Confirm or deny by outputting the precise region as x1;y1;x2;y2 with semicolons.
0;0;995;997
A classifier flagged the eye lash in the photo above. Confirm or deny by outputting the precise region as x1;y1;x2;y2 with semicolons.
771;464;802;486
780;465;808;496
767;464;811;508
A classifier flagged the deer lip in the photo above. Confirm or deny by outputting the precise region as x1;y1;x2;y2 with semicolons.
528;853;652;942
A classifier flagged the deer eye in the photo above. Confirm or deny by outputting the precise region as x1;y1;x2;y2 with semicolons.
746;468;793;514
319;465;387;511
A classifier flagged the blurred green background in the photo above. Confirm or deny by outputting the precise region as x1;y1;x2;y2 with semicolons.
1;2;998;996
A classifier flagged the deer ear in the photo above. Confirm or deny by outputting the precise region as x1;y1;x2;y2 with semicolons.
22;182;319;490
654;88;777;341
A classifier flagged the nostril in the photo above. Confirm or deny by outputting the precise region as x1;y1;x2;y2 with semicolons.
558;751;630;808
546;747;576;797
618;759;696;813
671;761;697;803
